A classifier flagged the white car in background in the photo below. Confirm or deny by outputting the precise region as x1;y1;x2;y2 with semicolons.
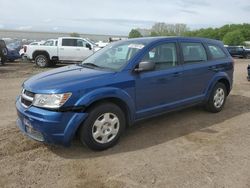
95;41;109;48
25;37;96;67
19;40;46;59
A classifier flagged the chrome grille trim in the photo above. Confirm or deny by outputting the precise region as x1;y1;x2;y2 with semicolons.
21;89;35;108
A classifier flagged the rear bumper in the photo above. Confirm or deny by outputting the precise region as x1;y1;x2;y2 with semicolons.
16;97;88;146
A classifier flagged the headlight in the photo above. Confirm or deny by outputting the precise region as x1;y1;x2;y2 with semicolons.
33;93;72;109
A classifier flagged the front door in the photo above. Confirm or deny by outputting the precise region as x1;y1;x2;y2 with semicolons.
135;42;184;119
76;39;93;61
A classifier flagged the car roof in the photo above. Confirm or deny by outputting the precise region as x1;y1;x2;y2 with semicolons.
124;36;224;46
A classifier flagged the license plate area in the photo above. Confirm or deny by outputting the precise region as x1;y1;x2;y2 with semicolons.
23;118;44;142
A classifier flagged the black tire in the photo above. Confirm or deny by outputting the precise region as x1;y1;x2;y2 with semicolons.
0;47;8;65
206;82;227;113
79;103;126;150
35;54;50;68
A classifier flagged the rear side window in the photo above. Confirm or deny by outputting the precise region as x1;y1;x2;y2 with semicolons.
62;39;77;47
208;44;227;59
181;42;207;63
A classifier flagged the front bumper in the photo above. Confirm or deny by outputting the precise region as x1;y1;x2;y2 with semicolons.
16;97;88;146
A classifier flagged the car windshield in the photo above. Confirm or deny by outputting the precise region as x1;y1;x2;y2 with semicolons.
80;40;147;71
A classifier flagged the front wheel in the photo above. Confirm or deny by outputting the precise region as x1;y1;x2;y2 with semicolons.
205;82;227;113
79;103;125;150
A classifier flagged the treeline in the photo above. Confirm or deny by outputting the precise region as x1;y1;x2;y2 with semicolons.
129;23;250;45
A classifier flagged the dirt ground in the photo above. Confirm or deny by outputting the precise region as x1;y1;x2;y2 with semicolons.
0;59;250;188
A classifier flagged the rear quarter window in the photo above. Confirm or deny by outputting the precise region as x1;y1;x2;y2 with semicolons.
208;44;227;59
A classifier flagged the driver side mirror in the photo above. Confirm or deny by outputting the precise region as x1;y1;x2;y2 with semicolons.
86;43;92;50
134;61;155;72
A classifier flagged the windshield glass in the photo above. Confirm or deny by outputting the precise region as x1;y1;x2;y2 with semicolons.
80;40;147;71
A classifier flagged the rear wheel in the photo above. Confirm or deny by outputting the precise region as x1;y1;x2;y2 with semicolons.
79;103;125;150
35;54;50;68
206;82;227;113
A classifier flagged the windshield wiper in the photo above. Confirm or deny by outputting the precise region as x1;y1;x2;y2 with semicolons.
78;62;101;69
82;63;100;67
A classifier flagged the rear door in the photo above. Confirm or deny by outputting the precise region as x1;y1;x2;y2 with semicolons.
58;38;78;61
179;40;227;101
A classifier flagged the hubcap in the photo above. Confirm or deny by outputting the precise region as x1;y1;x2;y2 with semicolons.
213;88;225;108
37;56;46;66
92;113;120;144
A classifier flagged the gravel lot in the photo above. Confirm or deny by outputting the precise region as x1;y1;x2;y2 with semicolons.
0;59;250;188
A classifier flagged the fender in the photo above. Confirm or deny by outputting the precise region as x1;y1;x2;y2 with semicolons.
75;87;136;123
205;72;232;101
32;50;50;60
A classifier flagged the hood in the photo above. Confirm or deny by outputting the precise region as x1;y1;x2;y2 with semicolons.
23;65;114;93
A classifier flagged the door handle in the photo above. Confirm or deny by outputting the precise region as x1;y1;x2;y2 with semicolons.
60;48;64;50
76;49;80;51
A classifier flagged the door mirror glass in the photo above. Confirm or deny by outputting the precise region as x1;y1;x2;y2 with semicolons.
135;61;155;72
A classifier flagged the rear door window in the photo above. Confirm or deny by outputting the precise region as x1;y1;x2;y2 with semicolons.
208;44;227;59
62;39;77;47
181;42;207;63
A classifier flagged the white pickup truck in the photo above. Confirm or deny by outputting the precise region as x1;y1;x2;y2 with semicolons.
25;37;98;67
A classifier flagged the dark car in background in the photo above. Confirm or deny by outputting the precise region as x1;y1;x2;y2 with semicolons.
0;40;8;65
226;46;250;59
6;42;21;62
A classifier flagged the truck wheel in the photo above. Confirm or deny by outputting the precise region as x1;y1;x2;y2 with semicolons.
205;82;227;113
35;54;49;68
79;103;125;150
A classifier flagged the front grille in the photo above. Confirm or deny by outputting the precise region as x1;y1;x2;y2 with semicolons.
21;89;35;108
24;90;34;98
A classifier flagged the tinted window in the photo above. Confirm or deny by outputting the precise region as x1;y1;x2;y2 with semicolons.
208;44;227;59
62;39;77;47
142;43;178;70
181;42;207;63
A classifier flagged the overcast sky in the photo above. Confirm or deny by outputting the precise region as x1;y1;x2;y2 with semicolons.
0;0;250;35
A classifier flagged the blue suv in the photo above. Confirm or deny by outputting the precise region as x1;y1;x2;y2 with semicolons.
16;37;234;150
